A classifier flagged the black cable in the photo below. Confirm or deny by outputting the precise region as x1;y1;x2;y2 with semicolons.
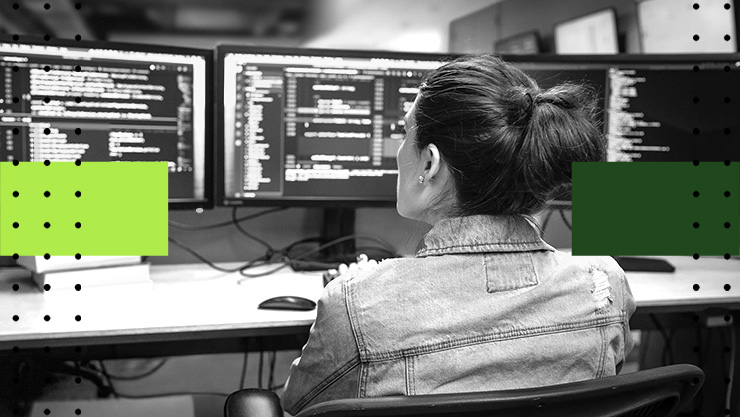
268;351;277;391
231;207;276;252
97;360;119;398
168;207;288;231
558;208;572;231
238;233;398;280
649;314;674;366
103;359;168;381
239;349;249;390
168;236;269;273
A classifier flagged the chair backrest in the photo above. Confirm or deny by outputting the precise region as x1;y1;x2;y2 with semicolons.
296;364;704;417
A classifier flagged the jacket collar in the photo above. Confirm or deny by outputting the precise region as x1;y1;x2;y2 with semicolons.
416;215;555;257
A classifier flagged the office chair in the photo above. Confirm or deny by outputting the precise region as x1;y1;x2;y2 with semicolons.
224;364;704;417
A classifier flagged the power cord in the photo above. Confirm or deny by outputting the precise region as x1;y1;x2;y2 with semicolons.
103;359;169;381
168;207;288;231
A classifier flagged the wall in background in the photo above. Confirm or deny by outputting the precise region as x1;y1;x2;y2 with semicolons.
450;0;641;53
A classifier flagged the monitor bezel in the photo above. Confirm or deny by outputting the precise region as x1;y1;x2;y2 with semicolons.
215;44;454;208
0;35;215;210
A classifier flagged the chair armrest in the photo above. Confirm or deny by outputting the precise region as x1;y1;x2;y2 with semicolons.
224;388;284;417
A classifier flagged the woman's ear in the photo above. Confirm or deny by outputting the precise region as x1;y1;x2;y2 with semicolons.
421;143;443;181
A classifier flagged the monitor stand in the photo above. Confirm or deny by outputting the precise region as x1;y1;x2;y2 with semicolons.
290;207;357;271
612;256;675;272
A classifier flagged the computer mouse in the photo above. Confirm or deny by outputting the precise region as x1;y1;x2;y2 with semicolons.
258;296;316;311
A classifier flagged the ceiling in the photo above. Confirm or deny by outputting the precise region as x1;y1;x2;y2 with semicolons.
0;0;311;42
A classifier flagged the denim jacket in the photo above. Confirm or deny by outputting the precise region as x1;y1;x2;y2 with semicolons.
282;215;635;415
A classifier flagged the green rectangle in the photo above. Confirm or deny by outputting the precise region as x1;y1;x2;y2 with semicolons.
0;161;168;256
572;162;740;257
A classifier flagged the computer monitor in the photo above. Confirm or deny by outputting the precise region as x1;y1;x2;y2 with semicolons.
554;8;620;54
638;0;737;53
503;54;740;205
0;37;213;209
216;45;451;207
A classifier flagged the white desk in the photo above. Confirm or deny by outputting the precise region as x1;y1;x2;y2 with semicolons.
0;263;323;350
0;256;738;350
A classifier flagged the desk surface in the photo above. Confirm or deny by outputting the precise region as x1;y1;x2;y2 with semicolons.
0;256;737;349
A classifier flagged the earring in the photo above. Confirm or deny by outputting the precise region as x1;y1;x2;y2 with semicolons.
418;175;424;184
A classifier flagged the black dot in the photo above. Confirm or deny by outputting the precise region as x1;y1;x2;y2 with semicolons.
43;409;50;416
726;284;732;291
726;3;732;9
75;409;81;416
694;3;700;9
693;160;699;166
692;377;700;385
726;346;733;353
44;191;50;198
75;377;82;384
693;97;700;103
12;284;19;291
725;222;732;228
12;315;19;321
44;66;50;72
694;284;700;291
75;97;82;103
12;346;19;353
726;34;732;41
726;253;732;259
75;191;82;198
12;97;19;103
75;346;82;353
12;34;18;41
12;65;18;72
726;377;732;384
12;254;19;260
75;128;82;135
693;222;700;228
75;253;81;260
44;222;50;229
75;35;82;41
693;314;701;321
75;159;81;166
44;160;50;166
12;3;19;9
12;222;19;229
75;315;81;321
44;315;50;321
75;65;81;72
43;34;50;41
12;127;19;135
75;284;82;291
43;97;50;103
693;190;700;197
694;34;700;41
726;191;732;197
693;65;700;72
43;346;50;352
44;253;50;260
725;96;732;103
12;159;18;165
725;160;731;166
13;191;19;197
75;222;81;229
693;128;700;135
43;284;50;291
725;315;731;322
726;65;732;72
75;3;82;10
43;128;50;135
44;3;50;9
